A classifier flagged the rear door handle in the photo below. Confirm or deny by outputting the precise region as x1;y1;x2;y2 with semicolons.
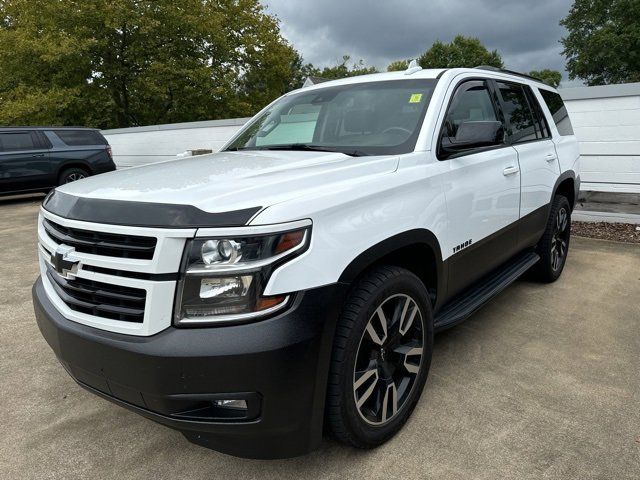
503;166;520;176
31;153;45;158
545;153;557;162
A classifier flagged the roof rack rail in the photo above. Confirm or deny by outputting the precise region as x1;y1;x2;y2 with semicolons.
474;66;545;84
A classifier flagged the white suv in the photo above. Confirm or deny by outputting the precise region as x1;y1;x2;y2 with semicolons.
32;66;580;459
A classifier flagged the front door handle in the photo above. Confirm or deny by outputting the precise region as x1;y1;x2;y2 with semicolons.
31;153;45;158
545;153;557;162
503;166;519;176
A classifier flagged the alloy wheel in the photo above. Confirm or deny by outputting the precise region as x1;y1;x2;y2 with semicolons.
64;172;86;183
353;294;424;426
551;207;569;271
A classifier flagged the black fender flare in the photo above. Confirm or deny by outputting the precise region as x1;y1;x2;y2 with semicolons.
338;228;448;310
551;170;579;209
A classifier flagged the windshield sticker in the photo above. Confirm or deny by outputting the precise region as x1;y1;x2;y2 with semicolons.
409;93;423;103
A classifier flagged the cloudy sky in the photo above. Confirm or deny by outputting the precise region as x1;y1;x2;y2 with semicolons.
265;0;578;85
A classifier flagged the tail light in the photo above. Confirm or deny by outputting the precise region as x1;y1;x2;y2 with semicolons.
106;145;113;160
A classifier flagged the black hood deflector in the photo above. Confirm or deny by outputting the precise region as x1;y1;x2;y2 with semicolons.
43;190;261;228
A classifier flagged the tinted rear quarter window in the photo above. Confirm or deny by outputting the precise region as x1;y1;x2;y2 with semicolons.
0;132;37;152
496;82;537;144
523;86;551;139
54;129;107;146
539;90;574;136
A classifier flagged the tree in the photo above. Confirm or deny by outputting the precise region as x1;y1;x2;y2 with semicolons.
288;52;321;90
529;69;563;88
311;55;378;80
418;35;503;69
387;59;410;72
288;55;378;89
0;0;298;128
561;0;640;85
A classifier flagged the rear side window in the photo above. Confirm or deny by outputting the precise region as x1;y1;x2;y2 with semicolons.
496;82;537;144
539;89;574;136
0;132;37;152
53;129;107;146
524;86;551;139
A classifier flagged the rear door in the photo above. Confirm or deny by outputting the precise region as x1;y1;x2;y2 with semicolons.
46;129;110;177
494;81;559;249
537;88;580;176
0;130;51;194
437;78;521;297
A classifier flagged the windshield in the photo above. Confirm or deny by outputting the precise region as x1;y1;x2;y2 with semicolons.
226;79;437;156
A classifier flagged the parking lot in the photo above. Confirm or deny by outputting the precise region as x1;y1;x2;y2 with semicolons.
1;195;639;480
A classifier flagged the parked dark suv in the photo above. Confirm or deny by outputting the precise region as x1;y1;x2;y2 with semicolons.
0;127;115;196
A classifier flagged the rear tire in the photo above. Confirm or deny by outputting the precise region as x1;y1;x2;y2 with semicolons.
58;167;89;186
326;266;434;449
532;195;571;283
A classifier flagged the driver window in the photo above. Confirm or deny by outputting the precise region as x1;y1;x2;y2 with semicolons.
443;81;497;138
437;80;505;160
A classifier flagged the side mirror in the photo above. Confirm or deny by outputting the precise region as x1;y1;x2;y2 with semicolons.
441;121;504;157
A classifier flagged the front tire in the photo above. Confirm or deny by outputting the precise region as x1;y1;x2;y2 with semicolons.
326;266;434;448
533;195;571;282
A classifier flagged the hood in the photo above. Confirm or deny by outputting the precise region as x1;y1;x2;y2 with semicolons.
56;150;399;215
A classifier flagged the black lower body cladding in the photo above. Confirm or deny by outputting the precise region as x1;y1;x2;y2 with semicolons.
32;278;348;459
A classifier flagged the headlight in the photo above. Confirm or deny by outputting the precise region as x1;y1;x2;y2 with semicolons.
174;223;310;326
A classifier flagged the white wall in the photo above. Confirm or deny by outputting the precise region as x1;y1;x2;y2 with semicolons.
562;83;640;193
102;118;249;168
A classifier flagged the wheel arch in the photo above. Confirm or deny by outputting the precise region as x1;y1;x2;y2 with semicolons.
56;161;93;179
552;170;578;211
338;229;447;310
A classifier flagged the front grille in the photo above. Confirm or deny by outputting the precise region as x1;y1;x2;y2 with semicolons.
43;218;157;260
46;265;146;323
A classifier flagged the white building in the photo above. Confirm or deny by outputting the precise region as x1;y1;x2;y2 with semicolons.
102;82;640;194
561;82;640;193
102;118;249;168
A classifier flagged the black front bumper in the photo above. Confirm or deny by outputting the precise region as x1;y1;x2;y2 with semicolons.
32;278;347;459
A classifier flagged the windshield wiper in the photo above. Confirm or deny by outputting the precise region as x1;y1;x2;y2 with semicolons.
251;144;368;157
226;146;254;151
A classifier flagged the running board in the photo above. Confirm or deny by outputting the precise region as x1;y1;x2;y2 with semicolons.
434;251;540;332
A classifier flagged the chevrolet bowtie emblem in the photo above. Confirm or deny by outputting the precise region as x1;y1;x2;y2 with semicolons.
51;245;79;279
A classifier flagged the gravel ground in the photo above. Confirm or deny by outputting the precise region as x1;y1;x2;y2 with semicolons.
572;221;640;244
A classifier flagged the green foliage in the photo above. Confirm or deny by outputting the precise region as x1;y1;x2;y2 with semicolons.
287;55;379;90
418;35;503;69
287;52;320;91
561;0;640;85
529;69;563;88
0;0;298;128
303;55;378;82
387;59;410;72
